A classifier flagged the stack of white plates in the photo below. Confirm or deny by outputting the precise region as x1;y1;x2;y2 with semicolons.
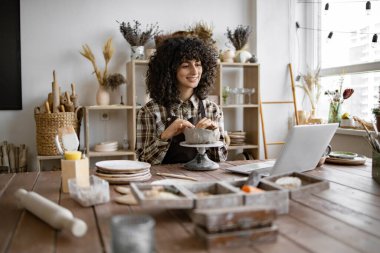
94;141;118;152
95;160;151;184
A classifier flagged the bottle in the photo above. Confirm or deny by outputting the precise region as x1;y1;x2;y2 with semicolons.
14;188;87;237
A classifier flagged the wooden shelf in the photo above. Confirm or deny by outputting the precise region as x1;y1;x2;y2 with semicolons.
81;60;261;163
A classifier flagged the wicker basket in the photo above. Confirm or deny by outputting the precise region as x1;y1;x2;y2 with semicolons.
35;109;82;156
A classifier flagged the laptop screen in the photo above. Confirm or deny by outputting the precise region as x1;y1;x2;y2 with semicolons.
225;123;338;175
269;123;338;175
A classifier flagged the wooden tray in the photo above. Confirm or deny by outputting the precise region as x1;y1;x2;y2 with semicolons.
261;172;329;199
192;205;276;233
229;179;289;214
195;223;278;248
130;183;194;209
181;181;244;209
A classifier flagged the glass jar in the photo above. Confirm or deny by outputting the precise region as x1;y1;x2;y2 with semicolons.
328;101;342;124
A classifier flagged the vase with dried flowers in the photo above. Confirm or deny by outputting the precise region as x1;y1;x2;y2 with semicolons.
118;20;161;60
297;66;322;119
80;37;115;105
324;75;354;123
225;25;253;63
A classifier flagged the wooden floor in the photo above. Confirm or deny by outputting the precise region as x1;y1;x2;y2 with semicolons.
1;160;380;253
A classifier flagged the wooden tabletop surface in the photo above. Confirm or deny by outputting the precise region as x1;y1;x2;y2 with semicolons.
1;160;380;253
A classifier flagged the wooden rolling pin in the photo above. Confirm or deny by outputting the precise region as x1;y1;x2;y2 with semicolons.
14;188;87;237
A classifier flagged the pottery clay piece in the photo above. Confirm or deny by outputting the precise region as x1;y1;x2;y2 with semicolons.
184;128;220;144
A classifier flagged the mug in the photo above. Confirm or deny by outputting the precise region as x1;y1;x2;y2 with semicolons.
317;145;331;167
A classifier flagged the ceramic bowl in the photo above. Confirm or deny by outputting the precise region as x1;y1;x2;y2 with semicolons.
184;128;220;144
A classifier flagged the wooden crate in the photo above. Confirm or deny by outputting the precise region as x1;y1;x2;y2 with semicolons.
130;183;194;209
181;181;244;209
228;179;289;214
261;172;329;199
192;205;276;233
195;224;278;248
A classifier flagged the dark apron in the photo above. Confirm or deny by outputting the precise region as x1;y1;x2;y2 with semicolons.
162;100;206;164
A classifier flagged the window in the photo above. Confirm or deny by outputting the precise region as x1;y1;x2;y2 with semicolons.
316;0;380;121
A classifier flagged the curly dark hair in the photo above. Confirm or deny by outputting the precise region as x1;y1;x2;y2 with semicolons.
146;36;218;107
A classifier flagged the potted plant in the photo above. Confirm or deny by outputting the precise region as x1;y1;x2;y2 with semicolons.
225;25;253;63
118;20;161;60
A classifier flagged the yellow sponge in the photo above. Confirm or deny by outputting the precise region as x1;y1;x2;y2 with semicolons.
64;151;82;160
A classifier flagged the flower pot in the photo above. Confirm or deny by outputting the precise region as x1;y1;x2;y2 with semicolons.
96;86;110;105
131;46;144;60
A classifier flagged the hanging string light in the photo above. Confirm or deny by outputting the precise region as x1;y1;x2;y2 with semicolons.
372;33;378;47
366;1;372;15
324;2;330;14
296;22;379;45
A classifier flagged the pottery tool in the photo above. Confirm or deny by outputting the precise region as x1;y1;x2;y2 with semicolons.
15;188;87;237
52;70;60;113
44;101;51;114
58;126;79;151
156;172;198;181
70;83;78;108
65;91;75;112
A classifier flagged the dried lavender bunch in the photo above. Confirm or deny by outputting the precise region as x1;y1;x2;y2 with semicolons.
119;20;161;46
106;73;126;91
226;25;252;51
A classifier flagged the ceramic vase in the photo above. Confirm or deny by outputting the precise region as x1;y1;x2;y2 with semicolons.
131;46;145;60
96;86;110;105
222;50;235;63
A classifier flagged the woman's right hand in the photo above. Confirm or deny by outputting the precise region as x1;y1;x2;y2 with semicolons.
160;119;194;141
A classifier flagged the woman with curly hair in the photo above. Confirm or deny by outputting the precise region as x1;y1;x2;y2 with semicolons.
136;36;227;165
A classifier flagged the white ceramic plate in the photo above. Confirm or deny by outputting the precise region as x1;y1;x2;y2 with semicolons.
329;151;358;159
95;169;151;178
326;155;366;165
97;173;152;184
94;146;118;152
95;160;151;172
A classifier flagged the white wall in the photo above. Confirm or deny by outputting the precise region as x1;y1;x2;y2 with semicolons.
2;0;265;170
256;0;295;158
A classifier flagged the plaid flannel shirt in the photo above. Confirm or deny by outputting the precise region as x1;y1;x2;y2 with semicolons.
136;95;227;165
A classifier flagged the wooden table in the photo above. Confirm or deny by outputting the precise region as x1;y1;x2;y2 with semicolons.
1;160;380;253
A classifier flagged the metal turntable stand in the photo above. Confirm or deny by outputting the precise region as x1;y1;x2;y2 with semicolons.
180;141;224;171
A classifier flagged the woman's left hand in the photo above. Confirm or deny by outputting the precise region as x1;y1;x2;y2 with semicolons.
195;117;218;130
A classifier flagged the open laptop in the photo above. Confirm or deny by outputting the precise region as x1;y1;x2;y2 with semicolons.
225;123;339;176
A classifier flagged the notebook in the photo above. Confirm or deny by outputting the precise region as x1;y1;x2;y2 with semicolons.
225;123;339;176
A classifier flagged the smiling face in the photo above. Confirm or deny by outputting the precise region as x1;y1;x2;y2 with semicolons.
176;60;203;99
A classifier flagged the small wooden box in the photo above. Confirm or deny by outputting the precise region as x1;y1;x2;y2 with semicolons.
192;205;276;233
61;157;89;193
261;172;329;199
130;183;194;209
229;179;289;214
195;223;278;248
182;181;243;209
